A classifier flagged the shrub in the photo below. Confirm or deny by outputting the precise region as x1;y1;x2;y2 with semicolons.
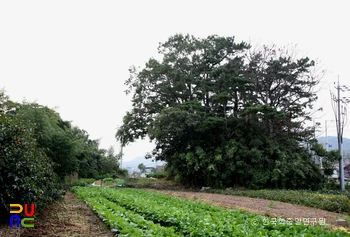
115;178;126;184
81;178;95;184
0;113;63;223
68;178;96;187
103;177;114;186
323;179;341;191
146;172;167;179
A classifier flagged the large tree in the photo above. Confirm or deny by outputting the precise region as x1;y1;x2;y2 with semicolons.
117;34;328;189
13;103;82;178
243;45;322;141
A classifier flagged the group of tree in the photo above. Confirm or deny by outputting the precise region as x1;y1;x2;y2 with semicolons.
116;34;339;190
0;90;125;221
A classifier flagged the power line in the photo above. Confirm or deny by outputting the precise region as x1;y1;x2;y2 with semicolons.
330;76;350;191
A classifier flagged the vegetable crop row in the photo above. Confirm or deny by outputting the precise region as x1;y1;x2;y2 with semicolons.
85;196;178;236
72;187;348;236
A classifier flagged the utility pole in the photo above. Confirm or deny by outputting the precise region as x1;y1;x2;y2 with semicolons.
331;77;350;191
120;141;123;169
336;78;344;191
117;125;124;169
325;120;328;152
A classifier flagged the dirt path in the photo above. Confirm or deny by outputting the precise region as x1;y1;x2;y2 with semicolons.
153;190;348;228
0;193;114;237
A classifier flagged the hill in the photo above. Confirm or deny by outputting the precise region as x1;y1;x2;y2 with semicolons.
121;156;165;174
317;136;350;155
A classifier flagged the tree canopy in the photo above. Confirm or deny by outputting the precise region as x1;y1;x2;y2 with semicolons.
0;90;125;222
117;34;330;189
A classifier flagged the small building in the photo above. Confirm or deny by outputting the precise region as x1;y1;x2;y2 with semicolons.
333;159;350;182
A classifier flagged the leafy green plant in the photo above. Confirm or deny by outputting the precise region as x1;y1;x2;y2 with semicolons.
86;196;178;236
72;186;349;236
103;177;114;186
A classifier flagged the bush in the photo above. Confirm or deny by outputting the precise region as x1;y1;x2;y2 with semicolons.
323;179;341;191
115;178;126;185
69;180;88;187
103;177;114;186
0;113;63;223
81;178;95;184
68;178;96;187
146;172;167;179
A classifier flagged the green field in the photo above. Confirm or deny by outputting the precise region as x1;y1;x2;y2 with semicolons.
72;186;348;236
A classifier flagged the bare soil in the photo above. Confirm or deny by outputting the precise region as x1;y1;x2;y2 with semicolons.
0;193;114;237
152;189;349;228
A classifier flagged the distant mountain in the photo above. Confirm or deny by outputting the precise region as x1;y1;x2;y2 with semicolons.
317;136;350;154
121;156;165;173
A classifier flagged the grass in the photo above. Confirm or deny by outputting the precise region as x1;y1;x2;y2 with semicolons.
267;200;275;208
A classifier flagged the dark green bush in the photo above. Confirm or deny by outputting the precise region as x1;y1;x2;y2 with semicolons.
0;113;63;223
68;178;96;187
103;177;114;185
322;179;341;191
103;177;114;182
146;172;167;179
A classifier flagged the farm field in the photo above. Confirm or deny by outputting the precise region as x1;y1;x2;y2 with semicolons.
153;190;348;228
72;186;349;236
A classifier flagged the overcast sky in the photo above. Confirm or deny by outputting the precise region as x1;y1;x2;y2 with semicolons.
1;1;349;161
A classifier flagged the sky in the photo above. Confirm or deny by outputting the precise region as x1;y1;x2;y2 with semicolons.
1;0;350;161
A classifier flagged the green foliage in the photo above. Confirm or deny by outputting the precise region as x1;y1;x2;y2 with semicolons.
0;96;63;222
0;90;123;223
115;178;126;185
10;102;123;180
13;103;80;178
208;189;350;213
103;177;114;182
146;172;167;179
117;34;328;190
79;193;178;236
103;177;114;186
72;186;348;236
68;178;96;187
310;139;340;176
